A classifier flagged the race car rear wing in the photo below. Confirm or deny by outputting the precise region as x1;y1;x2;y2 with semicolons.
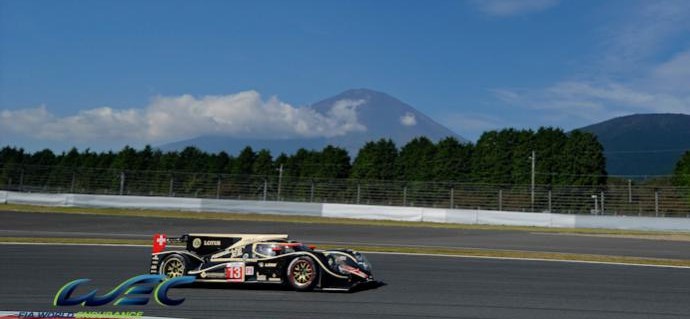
152;233;188;253
166;234;188;244
152;233;290;254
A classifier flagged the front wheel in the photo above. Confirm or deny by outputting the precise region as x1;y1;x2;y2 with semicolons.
287;256;319;291
160;254;187;278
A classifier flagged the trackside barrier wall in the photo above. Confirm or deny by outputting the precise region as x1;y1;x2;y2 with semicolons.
574;215;690;232
70;194;202;211
2;191;689;232
321;204;424;222
200;199;322;216
477;210;555;227
5;191;70;206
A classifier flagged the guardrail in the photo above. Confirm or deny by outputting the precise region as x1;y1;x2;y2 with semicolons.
2;191;689;232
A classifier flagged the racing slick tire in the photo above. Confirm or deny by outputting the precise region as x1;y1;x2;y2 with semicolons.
159;254;188;279
286;256;320;291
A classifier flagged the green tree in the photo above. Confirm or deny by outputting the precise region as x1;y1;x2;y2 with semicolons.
531;127;568;186
0;147;27;188
209;151;232;173
0;146;26;165
97;151;117;169
562;130;607;186
672;151;690;187
59;148;83;168
27;149;57;166
396;137;436;181
351;139;398;180
253;149;274;176
274;153;289;172
177;146;208;172
472;129;523;184
159;151;179;171
507;129;535;185
233;146;256;176
138;145;158;171
317;145;351;179
111;146;138;170
433;137;473;182
285;148;319;178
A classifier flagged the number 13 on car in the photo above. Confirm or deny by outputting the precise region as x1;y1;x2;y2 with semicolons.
225;262;244;282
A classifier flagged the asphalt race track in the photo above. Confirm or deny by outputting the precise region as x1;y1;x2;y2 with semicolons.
1;244;689;319
2;211;690;259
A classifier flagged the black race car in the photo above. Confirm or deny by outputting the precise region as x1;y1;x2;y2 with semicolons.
149;233;379;291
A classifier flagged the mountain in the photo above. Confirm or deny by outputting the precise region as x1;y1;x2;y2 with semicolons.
160;89;465;155
576;113;690;176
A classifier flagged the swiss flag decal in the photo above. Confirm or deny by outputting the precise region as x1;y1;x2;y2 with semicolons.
153;233;167;253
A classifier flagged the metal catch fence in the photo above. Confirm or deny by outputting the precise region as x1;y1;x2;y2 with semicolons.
1;164;689;217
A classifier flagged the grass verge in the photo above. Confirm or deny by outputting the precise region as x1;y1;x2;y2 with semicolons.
3;203;690;239
2;236;690;268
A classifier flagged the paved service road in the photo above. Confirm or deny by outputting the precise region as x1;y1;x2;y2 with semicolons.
1;244;689;319
2;211;690;259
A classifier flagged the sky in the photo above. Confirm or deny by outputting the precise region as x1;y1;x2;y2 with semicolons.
1;0;690;151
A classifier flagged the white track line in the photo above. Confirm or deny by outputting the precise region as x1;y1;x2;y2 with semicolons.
2;241;689;269
361;251;690;269
0;242;155;248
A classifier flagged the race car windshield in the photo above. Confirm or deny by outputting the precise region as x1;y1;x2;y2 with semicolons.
254;244;277;257
355;252;372;271
254;243;309;257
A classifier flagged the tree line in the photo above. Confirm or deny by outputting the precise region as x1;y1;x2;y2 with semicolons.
0;127;613;187
673;151;690;188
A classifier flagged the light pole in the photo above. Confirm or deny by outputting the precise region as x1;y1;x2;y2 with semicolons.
276;164;284;201
530;151;535;212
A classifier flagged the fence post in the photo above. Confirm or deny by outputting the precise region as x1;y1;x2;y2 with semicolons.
262;178;267;201
169;174;174;197
356;183;361;204
403;186;407;206
276;164;283;201
627;179;632;203
498;189;503;211
548;189;552;213
70;171;76;193
450;187;454;209
310;179;315;203
655;189;659;217
19;168;24;191
600;191;605;215
217;176;222;199
530;151;535;212
119;171;125;195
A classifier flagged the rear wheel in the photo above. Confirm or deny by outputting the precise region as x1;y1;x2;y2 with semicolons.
160;254;187;278
287;256;319;291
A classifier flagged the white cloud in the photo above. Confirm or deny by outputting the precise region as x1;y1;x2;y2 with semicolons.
440;112;507;141
650;50;690;92
487;1;690;129
493;80;690;124
400;112;417;126
0;91;367;145
1;106;146;141
601;0;690;70
470;0;559;17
